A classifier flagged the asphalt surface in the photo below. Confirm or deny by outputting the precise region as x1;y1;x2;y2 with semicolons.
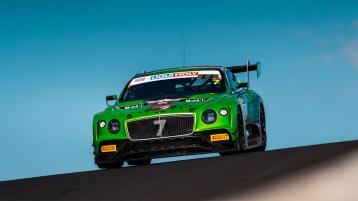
1;140;357;201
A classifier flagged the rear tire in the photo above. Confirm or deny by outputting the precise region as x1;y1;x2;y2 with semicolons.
127;158;152;166
256;104;267;151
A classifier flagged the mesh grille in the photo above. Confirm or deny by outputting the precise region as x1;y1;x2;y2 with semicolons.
126;115;194;141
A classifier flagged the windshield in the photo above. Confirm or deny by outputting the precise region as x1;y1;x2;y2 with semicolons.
121;70;226;102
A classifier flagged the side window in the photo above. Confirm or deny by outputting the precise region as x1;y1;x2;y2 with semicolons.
225;70;237;91
175;83;185;92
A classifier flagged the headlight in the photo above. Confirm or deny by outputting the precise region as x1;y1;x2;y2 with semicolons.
202;109;217;124
108;119;120;133
99;120;106;128
219;108;228;116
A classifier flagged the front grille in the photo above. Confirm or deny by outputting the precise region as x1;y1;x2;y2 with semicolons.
126;114;195;141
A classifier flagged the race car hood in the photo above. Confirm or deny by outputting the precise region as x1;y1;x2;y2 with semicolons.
104;93;232;120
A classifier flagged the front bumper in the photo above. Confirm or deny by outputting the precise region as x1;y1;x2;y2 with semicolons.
95;129;236;165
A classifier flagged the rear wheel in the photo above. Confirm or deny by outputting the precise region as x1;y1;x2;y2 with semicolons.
256;105;267;151
127;158;152;166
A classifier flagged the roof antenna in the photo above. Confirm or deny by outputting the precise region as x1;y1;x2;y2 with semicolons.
247;60;250;89
180;33;186;67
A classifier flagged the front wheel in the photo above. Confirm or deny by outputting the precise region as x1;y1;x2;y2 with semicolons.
219;106;245;156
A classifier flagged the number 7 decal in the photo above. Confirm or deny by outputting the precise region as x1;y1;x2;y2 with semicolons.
153;119;166;137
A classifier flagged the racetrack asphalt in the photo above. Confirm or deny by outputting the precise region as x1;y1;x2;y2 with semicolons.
1;140;357;201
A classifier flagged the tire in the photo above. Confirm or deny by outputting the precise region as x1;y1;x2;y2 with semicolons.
97;161;124;169
127;158;152;166
237;106;247;152
238;129;247;152
219;106;245;156
256;104;267;151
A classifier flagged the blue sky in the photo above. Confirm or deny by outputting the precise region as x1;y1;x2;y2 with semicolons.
0;0;357;181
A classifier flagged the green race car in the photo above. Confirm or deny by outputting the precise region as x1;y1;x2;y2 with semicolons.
92;62;267;168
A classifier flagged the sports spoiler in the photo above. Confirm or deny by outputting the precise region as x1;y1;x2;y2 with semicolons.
227;61;262;89
227;61;262;78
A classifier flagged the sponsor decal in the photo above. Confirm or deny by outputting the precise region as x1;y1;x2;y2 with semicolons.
121;97;210;111
129;70;221;86
121;103;146;110
150;71;199;81
184;98;210;103
174;71;199;77
121;98;209;110
150;73;173;80
151;104;172;110
134;77;145;83
101;145;117;153
147;99;181;110
210;133;230;142
146;98;181;104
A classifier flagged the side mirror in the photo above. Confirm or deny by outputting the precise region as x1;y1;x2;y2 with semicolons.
106;95;118;106
236;82;248;88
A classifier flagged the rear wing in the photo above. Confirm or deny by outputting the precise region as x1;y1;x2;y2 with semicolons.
227;61;262;89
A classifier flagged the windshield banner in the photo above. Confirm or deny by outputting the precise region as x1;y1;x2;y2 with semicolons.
129;70;221;86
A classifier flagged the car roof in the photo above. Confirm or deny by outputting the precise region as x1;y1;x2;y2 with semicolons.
134;66;226;78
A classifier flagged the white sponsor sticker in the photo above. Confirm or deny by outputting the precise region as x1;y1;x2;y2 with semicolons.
129;70;221;86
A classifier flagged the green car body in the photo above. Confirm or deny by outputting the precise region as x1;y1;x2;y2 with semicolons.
93;64;266;168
